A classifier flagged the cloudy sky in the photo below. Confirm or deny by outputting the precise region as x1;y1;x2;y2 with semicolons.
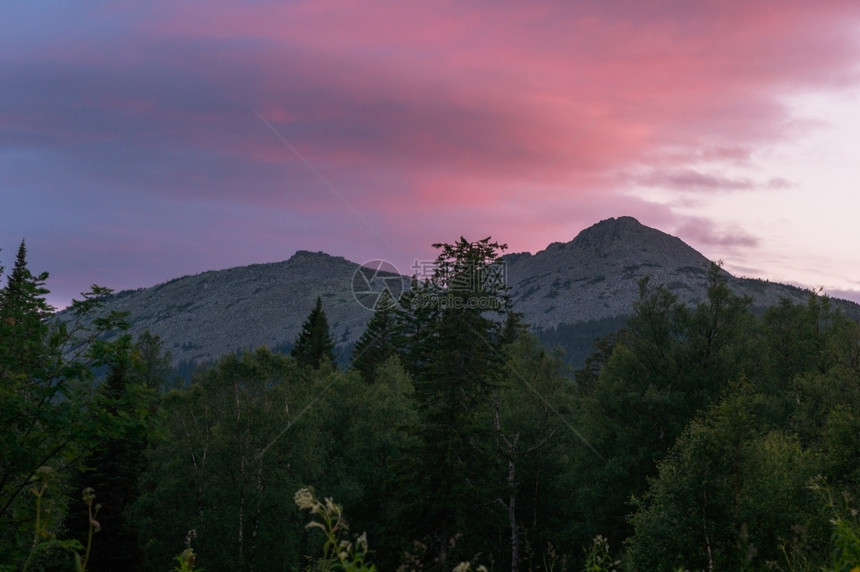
3;1;860;308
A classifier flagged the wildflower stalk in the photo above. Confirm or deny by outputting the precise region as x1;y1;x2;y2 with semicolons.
173;529;200;572
78;487;100;572
294;488;376;571
22;474;50;572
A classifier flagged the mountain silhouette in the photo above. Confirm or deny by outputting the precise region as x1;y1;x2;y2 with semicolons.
65;216;854;367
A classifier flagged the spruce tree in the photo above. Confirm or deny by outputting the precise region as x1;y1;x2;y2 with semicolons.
0;242;144;564
291;295;336;369
0;240;51;314
351;288;402;383
395;276;442;376
0;240;53;378
65;335;150;572
394;237;512;567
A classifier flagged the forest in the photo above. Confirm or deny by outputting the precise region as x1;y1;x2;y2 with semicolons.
1;237;859;572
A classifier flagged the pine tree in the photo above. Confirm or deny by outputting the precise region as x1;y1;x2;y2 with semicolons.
65;335;150;572
0;240;50;311
0;240;53;379
291;296;336;369
0;242;143;563
394;237;512;567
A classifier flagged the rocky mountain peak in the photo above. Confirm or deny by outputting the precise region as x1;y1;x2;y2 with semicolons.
502;216;804;329
66;217;843;367
567;216;702;263
571;216;647;247
286;250;349;266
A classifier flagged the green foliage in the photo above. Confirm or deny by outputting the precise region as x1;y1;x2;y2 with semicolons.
131;343;421;571
133;348;325;571
0;241;145;566
14;468;102;572
493;333;578;571
572;265;754;545
62;333;165;571
808;477;860;572
351;289;402;384
624;289;860;571
319;356;417;560
7;240;860;571
627;384;820;570
391;237;514;568
584;535;620;572
295;488;376;571
172;530;201;572
292;296;336;370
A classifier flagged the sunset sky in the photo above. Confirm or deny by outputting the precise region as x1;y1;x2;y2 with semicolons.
3;1;860;309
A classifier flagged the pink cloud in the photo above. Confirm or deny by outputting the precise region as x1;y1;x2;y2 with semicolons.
629;169;796;192
153;2;859;178
674;218;760;249
11;1;860;205
5;1;860;305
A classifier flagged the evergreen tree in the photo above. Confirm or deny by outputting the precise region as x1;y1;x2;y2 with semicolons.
394;276;442;376
394;237;511;568
65;333;165;571
0;240;53;379
131;330;175;391
0;240;51;317
351;289;402;383
499;307;527;346
0;242;139;565
291;296;336;369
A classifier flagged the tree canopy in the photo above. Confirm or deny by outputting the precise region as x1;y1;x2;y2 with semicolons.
291;295;336;370
3;239;860;571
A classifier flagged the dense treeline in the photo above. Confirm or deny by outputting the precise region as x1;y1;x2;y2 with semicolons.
0;241;158;571
1;238;859;571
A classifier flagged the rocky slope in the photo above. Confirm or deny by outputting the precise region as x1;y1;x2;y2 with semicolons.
67;217;853;365
504;216;814;329
84;250;384;364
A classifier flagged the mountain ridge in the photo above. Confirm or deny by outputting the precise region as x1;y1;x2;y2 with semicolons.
69;216;856;366
502;216;806;329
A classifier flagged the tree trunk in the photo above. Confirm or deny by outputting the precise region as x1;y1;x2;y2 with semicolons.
507;448;519;572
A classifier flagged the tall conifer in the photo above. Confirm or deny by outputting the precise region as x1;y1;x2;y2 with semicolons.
351;288;402;383
291;295;336;369
394;237;511;567
0;240;52;380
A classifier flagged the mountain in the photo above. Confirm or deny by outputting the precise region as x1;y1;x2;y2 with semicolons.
67;216;857;367
79;250;384;365
503;216;816;329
